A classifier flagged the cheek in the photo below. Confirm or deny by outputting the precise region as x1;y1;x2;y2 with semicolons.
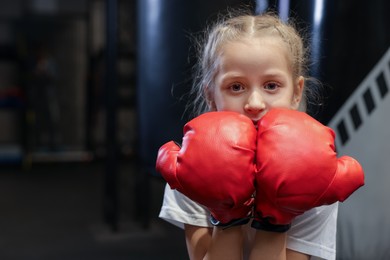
212;90;223;111
214;98;230;111
267;93;294;108
214;95;242;112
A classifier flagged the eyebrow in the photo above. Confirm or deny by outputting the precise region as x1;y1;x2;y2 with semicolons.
218;69;289;84
218;72;244;83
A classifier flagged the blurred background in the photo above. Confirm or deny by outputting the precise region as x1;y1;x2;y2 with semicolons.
0;0;389;259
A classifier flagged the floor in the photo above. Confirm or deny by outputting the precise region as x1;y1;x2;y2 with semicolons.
0;161;188;260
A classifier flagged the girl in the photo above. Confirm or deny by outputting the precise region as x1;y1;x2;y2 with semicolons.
159;11;337;260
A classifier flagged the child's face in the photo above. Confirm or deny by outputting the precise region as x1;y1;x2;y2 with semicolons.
211;36;304;123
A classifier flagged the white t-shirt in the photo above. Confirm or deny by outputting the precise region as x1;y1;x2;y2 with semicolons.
159;184;337;260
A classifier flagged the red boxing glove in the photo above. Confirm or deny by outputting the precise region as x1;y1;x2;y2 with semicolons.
252;108;365;232
156;111;257;225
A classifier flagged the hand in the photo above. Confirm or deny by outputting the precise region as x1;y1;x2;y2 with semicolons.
156;111;257;225
252;108;364;232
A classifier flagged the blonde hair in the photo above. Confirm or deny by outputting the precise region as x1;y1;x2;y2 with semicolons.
188;11;319;116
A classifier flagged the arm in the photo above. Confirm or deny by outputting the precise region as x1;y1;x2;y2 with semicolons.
286;249;310;260
204;226;245;260
249;230;287;260
184;224;212;260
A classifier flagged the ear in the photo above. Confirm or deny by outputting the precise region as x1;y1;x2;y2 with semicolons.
291;76;305;110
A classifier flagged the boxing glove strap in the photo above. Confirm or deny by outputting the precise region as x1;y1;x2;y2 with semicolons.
210;215;251;229
251;218;291;233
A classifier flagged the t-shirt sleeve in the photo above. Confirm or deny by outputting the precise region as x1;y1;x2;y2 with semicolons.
287;203;338;260
159;184;213;229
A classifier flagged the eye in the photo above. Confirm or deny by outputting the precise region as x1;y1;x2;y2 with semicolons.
230;83;245;92
263;82;280;91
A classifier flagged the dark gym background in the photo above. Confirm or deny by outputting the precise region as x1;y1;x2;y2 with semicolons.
0;0;389;259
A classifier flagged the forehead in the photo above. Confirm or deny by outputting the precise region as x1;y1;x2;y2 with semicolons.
217;36;292;72
225;35;290;55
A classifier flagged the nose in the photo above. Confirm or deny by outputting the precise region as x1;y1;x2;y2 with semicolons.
244;90;266;115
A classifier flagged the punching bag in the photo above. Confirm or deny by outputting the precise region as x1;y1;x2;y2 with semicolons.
136;0;252;226
137;0;193;176
137;0;253;175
